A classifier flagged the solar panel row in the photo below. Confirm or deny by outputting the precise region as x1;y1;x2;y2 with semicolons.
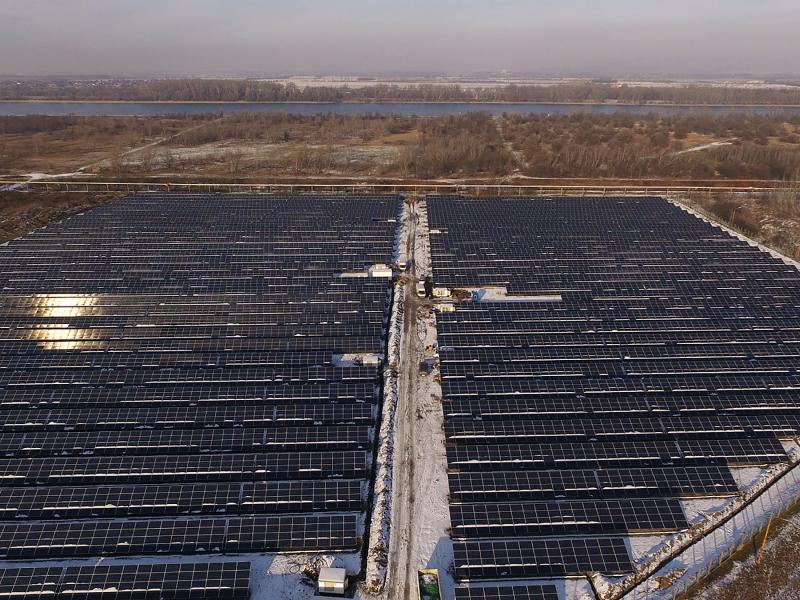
0;480;364;519
454;585;559;600
0;404;376;431
454;538;632;580
0;451;369;485
445;391;800;418
450;498;687;537
448;466;738;503
0;562;250;600
0;382;377;409
445;414;800;441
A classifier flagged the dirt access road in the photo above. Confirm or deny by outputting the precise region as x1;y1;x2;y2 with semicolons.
385;199;421;600
385;198;454;600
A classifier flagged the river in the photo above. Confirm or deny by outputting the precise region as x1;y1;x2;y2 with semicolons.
1;102;800;117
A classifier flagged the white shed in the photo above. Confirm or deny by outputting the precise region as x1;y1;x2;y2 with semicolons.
368;264;393;278
317;567;347;596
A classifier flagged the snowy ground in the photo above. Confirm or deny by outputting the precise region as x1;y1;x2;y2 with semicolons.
363;199;412;593
671;140;735;155
403;305;454;596
414;201;431;278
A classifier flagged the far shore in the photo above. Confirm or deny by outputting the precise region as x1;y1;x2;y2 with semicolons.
2;99;800;108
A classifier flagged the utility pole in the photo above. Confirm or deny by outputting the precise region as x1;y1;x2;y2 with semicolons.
756;515;774;566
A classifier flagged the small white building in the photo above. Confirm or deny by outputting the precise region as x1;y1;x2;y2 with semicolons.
368;264;393;278
317;567;347;596
359;354;382;367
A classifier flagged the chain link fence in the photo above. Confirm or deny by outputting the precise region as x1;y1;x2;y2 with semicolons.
618;460;800;600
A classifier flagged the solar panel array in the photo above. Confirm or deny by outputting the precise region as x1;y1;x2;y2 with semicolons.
454;584;559;600
0;195;401;597
0;562;250;600
427;196;800;591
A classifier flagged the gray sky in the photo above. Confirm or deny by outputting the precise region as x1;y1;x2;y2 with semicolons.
1;0;798;77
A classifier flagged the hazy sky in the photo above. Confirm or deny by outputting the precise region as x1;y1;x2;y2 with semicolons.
1;0;799;77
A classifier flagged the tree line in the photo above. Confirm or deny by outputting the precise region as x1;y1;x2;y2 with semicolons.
3;79;800;105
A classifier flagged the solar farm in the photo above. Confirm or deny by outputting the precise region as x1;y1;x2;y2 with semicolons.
0;193;798;600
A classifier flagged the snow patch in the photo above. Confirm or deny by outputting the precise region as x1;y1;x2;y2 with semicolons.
452;286;563;303
363;283;403;593
363;198;411;594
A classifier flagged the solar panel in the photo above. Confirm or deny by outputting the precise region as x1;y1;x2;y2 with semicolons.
0;382;378;409
449;470;601;502
0;451;369;486
0;404;375;431
454;585;560;600
595;466;739;497
447;441;683;470
0;519;227;559
0;480;363;520
0;514;359;559
0;483;242;520
0;567;63;600
59;562;250;600
449;465;739;502
445;415;800;443
241;480;364;514
453;537;633;579
450;498;687;538
226;515;359;552
0;563;249;600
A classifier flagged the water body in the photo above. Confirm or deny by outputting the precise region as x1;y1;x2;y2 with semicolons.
1;101;799;117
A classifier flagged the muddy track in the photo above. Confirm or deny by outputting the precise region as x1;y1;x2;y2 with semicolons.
386;197;420;600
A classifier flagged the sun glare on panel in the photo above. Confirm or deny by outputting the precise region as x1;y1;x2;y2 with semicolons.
35;294;99;318
24;295;103;350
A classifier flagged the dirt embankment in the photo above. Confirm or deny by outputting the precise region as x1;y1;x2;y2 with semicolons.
684;189;800;261
691;506;800;600
0;192;120;244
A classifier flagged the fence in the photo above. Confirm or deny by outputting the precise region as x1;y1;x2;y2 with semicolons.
616;457;800;600
0;179;786;197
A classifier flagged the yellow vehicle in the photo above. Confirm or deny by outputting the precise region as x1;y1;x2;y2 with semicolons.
417;569;442;600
